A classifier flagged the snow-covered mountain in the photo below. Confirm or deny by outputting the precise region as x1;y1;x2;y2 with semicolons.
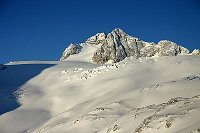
60;28;199;64
0;29;200;133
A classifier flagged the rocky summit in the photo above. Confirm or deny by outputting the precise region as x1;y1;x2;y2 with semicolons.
60;28;199;63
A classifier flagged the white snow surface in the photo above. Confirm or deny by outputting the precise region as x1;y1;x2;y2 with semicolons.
0;55;200;133
63;43;101;63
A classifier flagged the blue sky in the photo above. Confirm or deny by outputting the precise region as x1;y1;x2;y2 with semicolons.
0;0;200;63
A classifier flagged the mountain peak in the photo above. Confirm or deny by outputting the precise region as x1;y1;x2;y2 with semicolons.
60;29;199;63
111;28;125;33
110;28;128;37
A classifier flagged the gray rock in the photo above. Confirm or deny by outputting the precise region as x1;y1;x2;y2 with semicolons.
157;40;190;57
157;40;180;56
86;33;106;45
60;43;82;61
60;28;193;64
92;28;145;63
178;46;190;54
140;43;158;57
191;49;200;55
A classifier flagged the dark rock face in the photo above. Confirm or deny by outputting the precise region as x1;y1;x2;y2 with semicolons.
60;28;196;64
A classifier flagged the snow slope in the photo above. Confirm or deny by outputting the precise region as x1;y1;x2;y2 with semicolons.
0;55;200;133
63;43;101;63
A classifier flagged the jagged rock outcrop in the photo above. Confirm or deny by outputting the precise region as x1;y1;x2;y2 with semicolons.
86;33;106;45
157;40;190;56
60;28;198;63
140;43;159;57
179;46;190;54
60;43;82;61
92;29;147;63
91;29;191;63
191;49;200;55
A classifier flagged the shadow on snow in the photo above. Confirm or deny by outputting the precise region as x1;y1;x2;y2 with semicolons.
0;63;56;115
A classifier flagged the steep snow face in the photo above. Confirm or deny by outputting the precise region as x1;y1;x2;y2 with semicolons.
60;28;196;63
0;56;200;133
62;43;101;62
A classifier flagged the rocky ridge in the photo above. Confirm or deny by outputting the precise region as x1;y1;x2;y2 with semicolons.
60;28;199;63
